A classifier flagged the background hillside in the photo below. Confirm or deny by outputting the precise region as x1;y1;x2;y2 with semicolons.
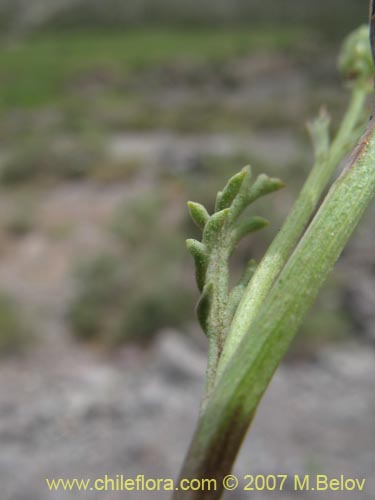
0;0;367;35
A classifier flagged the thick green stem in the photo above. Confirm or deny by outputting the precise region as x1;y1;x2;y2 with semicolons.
217;84;368;376
173;116;375;500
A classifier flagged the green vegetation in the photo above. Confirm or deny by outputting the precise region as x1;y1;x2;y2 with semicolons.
0;28;303;110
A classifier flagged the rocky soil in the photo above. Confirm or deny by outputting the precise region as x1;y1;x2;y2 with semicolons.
0;331;373;500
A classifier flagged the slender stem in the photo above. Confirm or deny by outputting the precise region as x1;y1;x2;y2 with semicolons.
217;84;368;376
204;243;230;394
173;116;375;500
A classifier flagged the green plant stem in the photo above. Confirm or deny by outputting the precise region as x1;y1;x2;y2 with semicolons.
204;243;230;394
173;115;375;500
217;84;368;376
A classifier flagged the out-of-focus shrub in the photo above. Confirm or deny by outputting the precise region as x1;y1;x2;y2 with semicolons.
69;189;195;345
286;282;354;360
0;134;105;185
111;193;164;246
69;253;194;346
0;293;32;355
120;277;193;343
2;200;36;238
68;254;125;342
89;159;142;184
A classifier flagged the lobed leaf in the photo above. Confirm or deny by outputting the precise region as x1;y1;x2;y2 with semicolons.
196;282;214;335
231;216;268;248
186;239;208;291
247;174;285;204
217;167;250;210
187;201;210;230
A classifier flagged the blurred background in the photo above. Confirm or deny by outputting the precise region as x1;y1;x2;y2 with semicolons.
0;1;373;499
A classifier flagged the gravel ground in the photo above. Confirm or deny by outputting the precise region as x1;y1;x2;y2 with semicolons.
0;331;373;500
